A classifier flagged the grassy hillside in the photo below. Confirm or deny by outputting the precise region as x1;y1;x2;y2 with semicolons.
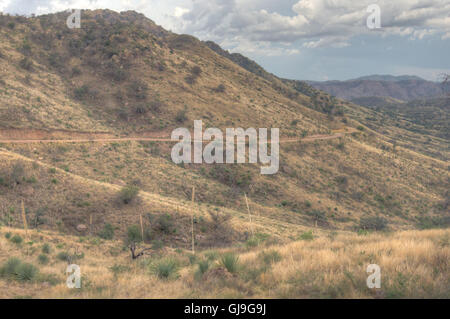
0;10;448;299
0;226;448;298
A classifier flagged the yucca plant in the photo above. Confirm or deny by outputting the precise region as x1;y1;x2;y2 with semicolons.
220;253;239;274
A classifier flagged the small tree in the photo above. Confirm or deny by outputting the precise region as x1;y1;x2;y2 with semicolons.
126;225;149;259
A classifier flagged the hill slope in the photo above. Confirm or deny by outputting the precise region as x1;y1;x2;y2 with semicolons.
0;9;448;248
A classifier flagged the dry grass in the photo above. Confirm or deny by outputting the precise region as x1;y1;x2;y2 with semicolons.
0;227;447;299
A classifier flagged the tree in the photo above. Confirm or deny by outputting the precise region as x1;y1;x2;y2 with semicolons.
125;225;149;259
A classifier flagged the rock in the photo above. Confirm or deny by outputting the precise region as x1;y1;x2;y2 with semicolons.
76;224;87;232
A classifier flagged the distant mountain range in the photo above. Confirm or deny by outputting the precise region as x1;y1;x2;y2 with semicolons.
307;75;446;102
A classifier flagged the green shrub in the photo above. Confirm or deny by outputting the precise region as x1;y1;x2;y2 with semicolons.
299;231;314;241
220;253;239;274
56;251;70;262
37;254;49;265
195;259;210;280
16;263;38;281
41;243;51;254
126;225;142;244
4;232;11;239
152;259;178;280
259;250;282;265
175;109;187;123
360;216;388;231
19;57;33;70
118;185;139;204
98;223;114;240
0;258;38;281
10;234;23;245
157;214;173;234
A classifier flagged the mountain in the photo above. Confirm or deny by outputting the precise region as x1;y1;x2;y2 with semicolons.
0;10;448;298
308;75;445;101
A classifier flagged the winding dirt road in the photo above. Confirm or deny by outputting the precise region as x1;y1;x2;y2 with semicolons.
0;127;357;144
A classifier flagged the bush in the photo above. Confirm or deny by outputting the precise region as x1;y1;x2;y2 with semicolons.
152;259;178;280
74;85;89;100
360;216;388;231
126;225;142;244
16;263;38;281
299;231;314;241
191;66;202;77
259;250;282;265
10;234;23;245
0;258;38;281
19;57;33;70
157;214;173;234
42;243;51;254
220;253;239;274
118;185;139;204
37;254;49;265
195;259;210;280
56;251;70;262
214;84;226;93
99;223;114;240
175;109;187;123
4;232;11;239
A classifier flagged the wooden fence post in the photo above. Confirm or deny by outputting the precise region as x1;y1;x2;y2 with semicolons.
191;186;195;254
244;193;254;236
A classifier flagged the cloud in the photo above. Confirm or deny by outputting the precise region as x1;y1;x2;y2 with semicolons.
1;0;449;53
176;0;450;52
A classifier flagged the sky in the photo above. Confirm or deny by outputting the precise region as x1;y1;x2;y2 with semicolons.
0;0;449;81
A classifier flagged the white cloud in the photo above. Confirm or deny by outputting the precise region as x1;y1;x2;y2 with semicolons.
1;0;449;53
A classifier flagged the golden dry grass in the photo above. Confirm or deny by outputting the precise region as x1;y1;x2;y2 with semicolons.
0;226;448;299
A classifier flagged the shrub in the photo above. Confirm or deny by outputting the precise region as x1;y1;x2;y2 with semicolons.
152;259;178;280
0;258;38;282
56;251;70;262
4;232;11;239
16;263;38;281
118;185;139;204
191;66;202;77
360;216;388;231
259;250;282;265
126;225;142;244
214;84;226;93
37;254;49;265
74;85;89;100
157;214;173;234
299;231;314;241
197;260;210;275
42;243;51;254
220;253;239;274
98;223;114;240
175;109;187;123
19;57;33;70
10;234;23;245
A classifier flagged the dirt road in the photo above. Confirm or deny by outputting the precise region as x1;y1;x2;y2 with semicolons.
0;127;357;144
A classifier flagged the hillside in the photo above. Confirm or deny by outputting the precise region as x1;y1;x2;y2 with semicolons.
308;76;445;101
0;10;448;299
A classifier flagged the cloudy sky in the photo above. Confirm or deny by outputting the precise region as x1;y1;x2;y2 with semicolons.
1;0;449;81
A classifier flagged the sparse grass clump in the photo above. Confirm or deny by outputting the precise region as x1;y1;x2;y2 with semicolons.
220;253;239;274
